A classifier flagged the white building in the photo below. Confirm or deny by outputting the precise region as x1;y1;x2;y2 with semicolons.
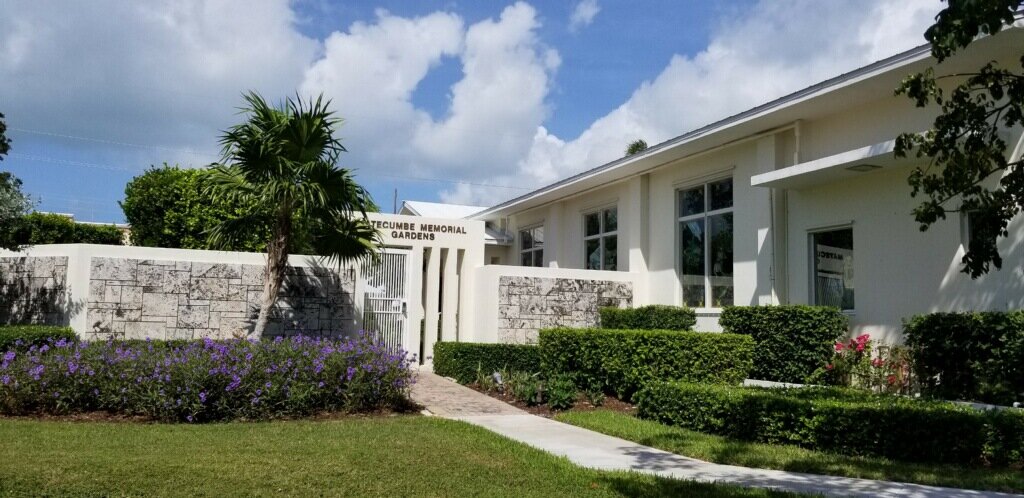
453;27;1024;343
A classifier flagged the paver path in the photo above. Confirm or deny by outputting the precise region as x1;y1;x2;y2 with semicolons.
411;371;1021;498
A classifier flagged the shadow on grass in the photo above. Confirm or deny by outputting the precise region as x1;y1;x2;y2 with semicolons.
597;474;797;498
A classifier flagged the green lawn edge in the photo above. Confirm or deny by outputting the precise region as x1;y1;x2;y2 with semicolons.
554;410;1024;494
0;416;805;498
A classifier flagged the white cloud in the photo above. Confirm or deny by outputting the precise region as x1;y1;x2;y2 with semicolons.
0;0;317;160
441;0;939;204
301;2;557;182
569;0;601;33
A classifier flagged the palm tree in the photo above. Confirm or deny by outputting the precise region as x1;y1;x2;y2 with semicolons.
205;92;380;338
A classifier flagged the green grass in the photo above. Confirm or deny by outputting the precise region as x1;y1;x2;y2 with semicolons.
0;415;805;497
555;410;1024;494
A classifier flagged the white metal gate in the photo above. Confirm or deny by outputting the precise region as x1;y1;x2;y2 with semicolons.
358;249;411;351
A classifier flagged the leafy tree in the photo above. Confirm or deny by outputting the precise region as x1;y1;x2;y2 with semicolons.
895;0;1024;277
0;112;10;160
626;139;648;156
205;92;379;337
121;164;272;251
0;172;32;250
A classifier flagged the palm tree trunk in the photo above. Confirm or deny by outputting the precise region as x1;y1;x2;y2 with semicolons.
252;209;292;338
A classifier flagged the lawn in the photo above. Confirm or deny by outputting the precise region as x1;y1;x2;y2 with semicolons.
0;415;803;497
555;410;1024;494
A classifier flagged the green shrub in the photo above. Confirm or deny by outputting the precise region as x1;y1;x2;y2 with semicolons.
18;212;123;245
539;328;753;400
719;305;848;383
513;376;544;406
599;305;696;330
433;342;540;384
635;381;1024;466
905;311;1024;405
0;326;76;352
546;375;577;411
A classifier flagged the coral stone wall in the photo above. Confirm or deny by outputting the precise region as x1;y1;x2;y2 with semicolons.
497;276;632;343
86;257;355;340
0;256;71;326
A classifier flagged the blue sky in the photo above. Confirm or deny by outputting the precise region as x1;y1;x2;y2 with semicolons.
0;1;937;222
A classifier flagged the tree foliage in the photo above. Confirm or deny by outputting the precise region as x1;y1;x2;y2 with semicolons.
625;139;648;156
205;92;379;337
0;173;33;251
895;0;1024;277
121;164;272;251
0;112;11;160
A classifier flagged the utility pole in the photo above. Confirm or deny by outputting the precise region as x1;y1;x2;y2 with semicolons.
392;188;397;214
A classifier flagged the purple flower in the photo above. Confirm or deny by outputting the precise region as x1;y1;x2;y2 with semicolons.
199;391;207;403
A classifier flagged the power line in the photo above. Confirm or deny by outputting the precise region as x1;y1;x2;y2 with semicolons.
10;127;221;159
7;151;532;191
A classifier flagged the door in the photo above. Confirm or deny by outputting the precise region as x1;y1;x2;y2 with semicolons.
358;249;412;351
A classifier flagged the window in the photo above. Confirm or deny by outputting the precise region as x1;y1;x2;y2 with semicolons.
519;226;544;267
584;207;617;270
811;227;854;311
678;178;733;308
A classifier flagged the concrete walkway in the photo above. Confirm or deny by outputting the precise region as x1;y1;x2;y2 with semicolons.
410;371;1021;498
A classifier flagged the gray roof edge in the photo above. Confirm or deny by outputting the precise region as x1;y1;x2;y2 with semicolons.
470;42;936;220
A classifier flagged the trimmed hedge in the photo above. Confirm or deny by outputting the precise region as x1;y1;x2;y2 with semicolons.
905;311;1024;405
539;328;753;400
636;381;1024;466
0;326;77;352
18;212;123;245
433;342;541;383
599;305;696;331
719;305;847;383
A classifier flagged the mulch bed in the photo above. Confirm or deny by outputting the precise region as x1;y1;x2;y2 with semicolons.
465;382;636;418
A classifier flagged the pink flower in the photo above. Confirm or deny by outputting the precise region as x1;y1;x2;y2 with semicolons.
887;375;897;385
826;364;834;370
871;358;884;368
834;342;845;352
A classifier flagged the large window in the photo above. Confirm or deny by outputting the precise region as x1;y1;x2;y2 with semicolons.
678;178;733;308
811;227;854;311
519;226;544;267
584;207;617;270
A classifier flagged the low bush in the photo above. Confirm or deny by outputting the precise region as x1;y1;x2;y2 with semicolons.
599;305;696;330
905;311;1024;405
0;333;414;422
636;381;1024;466
546;374;577;411
18;212;123;245
539;328;753;400
719;305;848;383
0;325;77;352
433;342;540;384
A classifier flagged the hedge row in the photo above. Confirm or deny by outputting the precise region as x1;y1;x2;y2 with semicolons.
599;305;696;331
17;212;124;245
0;326;77;352
539;328;753;400
905;311;1024;405
720;305;847;383
433;342;541;383
636;382;1024;466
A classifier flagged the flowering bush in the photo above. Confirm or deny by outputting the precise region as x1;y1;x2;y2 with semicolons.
0;332;415;422
811;333;915;394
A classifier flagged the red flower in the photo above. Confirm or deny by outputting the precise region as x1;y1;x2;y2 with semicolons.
834;342;845;352
826;364;834;370
887;375;896;385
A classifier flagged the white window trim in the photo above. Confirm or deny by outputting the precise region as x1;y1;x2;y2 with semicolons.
808;225;855;313
583;207;618;271
676;179;734;310
519;224;544;268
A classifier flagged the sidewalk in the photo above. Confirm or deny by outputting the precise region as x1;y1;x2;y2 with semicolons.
410;371;1021;498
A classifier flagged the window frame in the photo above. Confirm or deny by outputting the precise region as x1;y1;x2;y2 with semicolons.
808;224;855;313
583;206;618;271
676;177;734;310
519;225;545;268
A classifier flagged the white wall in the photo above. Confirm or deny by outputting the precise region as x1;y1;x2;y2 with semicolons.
785;164;1024;343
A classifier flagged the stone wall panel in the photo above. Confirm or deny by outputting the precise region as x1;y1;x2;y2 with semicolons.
496;275;632;343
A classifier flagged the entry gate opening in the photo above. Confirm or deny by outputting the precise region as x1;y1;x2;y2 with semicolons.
358;249;411;352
